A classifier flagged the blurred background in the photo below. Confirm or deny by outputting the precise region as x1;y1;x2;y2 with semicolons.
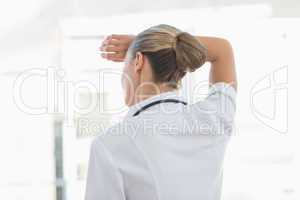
0;0;298;200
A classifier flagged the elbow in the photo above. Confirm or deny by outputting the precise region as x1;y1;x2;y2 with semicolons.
219;38;233;52
216;38;234;60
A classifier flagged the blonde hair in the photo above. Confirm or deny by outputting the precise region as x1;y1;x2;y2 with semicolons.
128;24;207;88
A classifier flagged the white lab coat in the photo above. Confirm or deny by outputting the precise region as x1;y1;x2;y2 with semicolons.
85;82;236;200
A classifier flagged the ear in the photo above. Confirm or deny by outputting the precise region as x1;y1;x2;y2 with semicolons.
133;52;144;73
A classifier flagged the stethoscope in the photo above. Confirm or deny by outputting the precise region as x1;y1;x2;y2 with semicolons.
133;99;187;117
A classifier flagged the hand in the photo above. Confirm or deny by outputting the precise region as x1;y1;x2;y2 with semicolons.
100;34;135;62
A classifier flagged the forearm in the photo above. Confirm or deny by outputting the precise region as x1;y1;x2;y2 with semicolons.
195;36;237;89
195;36;229;62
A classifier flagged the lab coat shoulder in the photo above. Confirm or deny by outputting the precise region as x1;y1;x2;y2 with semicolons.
189;82;237;137
85;135;126;200
88;121;160;200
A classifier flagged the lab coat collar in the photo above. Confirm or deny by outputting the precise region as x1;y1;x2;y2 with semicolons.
125;90;187;118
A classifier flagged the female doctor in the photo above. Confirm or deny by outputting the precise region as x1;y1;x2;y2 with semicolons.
85;24;237;200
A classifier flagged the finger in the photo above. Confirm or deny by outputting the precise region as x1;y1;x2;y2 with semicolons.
102;38;120;46
110;58;124;62
102;35;111;44
101;52;126;61
100;44;127;52
110;34;131;40
103;55;124;62
102;36;130;46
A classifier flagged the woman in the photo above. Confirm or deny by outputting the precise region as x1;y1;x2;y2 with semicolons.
85;24;237;200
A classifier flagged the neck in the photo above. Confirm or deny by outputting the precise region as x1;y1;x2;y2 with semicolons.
133;82;176;105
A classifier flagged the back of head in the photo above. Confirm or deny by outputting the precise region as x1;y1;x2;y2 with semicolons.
128;24;207;88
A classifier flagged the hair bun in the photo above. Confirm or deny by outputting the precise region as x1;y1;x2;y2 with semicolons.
128;24;207;88
174;32;207;72
172;32;184;49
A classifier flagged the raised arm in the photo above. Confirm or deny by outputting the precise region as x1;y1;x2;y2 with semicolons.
100;35;237;90
195;36;237;90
